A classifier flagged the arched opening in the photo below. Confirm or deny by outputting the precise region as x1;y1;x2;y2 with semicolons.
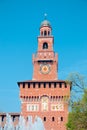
61;117;63;121
43;117;46;121
43;42;48;49
52;117;55;121
44;83;46;88
48;31;50;36
44;30;47;36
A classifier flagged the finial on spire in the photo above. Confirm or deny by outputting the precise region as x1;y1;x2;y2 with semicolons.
44;13;47;20
40;14;51;28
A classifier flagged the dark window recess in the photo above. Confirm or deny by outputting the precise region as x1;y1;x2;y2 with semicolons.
49;83;51;88
65;84;67;88
43;42;48;49
48;31;50;36
59;83;62;88
38;83;40;88
12;116;15;121
52;117;55;121
62;96;63;99
33;83;35;88
2;116;4;121
2;116;6;121
28;83;30;88
44;117;46;121
54;83;56;88
44;83;46;88
61;117;63;121
23;83;25;88
44;30;47;36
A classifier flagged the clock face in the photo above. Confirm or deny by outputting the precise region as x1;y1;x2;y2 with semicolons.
40;64;50;74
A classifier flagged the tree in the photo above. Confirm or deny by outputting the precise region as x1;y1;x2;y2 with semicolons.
67;89;87;130
66;72;86;106
66;72;87;130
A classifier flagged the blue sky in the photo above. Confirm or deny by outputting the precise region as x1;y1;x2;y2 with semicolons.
0;0;87;112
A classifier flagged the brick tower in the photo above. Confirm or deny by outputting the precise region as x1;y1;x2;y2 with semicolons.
18;18;71;130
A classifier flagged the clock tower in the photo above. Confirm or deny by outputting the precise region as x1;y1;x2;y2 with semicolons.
18;18;71;130
33;20;58;81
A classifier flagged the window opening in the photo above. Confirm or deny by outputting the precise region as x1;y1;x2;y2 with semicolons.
54;83;56;88
33;83;35;88
28;83;30;88
38;83;40;88
23;83;25;88
49;83;51;88
44;117;46;121
65;83;67;88
59;83;62;88
48;31;50;36
44;83;46;88
61;117;63;121
43;42;48;49
44;30;47;36
52;117;55;121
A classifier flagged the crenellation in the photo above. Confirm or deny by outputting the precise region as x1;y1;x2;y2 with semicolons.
25;83;28;88
30;83;33;88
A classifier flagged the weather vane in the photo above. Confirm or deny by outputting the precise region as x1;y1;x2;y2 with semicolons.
44;13;47;20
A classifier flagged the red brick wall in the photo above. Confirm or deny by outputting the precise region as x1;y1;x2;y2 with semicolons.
19;82;70;130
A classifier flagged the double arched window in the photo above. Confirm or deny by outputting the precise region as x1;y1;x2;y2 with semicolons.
43;42;48;49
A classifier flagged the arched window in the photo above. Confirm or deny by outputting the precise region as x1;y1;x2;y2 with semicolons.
48;31;50;36
44;30;47;36
44;117;46;121
43;42;48;49
61;117;63;121
52;117;55;121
